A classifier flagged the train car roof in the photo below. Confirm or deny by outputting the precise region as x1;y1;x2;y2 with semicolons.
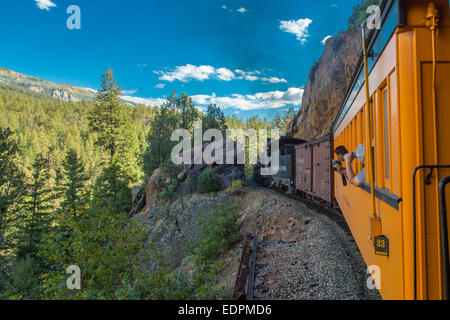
294;133;334;148
268;136;307;148
279;136;307;145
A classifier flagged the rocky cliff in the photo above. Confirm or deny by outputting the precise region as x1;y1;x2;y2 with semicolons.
286;29;362;141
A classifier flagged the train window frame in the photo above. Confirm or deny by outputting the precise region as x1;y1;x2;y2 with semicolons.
388;69;399;195
377;79;392;192
358;109;365;174
369;96;378;187
383;84;391;189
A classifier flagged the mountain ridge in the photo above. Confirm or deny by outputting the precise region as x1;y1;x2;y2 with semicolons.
0;67;98;103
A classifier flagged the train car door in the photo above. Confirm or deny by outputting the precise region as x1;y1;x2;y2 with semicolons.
313;144;321;199
320;140;333;203
295;147;305;192
305;145;313;193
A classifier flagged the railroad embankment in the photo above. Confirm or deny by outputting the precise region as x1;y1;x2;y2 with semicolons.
132;180;380;299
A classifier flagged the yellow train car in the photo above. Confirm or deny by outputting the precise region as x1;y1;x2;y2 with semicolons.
332;0;450;300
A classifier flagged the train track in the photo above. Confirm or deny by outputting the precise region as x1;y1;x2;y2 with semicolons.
250;179;351;235
232;183;365;300
276;190;352;236
232;235;258;300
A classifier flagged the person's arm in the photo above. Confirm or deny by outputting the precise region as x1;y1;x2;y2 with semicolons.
345;153;363;187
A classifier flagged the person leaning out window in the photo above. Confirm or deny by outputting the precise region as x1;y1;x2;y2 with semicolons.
333;145;365;187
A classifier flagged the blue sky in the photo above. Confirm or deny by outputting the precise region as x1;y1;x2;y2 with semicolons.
0;0;360;119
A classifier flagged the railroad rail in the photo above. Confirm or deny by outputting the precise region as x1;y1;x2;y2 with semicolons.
232;235;258;300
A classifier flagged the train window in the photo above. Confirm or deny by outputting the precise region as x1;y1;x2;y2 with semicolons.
370;98;377;187
369;97;376;148
383;88;390;180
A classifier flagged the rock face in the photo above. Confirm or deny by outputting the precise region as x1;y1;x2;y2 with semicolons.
0;67;97;102
51;89;80;102
128;139;246;270
129;139;246;217
286;30;362;140
133;192;236;270
176;139;246;195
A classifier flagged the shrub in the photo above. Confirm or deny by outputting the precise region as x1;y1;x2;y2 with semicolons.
225;180;246;195
194;205;241;267
160;161;182;180
196;169;220;194
1;256;42;300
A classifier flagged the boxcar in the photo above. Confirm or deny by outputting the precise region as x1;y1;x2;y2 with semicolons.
295;134;335;204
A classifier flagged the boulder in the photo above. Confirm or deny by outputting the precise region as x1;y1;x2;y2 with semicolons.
146;168;163;198
176;139;246;195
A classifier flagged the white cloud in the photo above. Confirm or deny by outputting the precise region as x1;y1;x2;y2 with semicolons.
261;77;288;84
222;4;249;14
216;68;235;81
321;35;332;45
280;18;313;45
121;96;166;107
156;65;289;84
82;87;97;93
154;83;166;89
191;87;304;111
35;0;57;11
156;64;218;82
122;89;137;95
235;69;259;81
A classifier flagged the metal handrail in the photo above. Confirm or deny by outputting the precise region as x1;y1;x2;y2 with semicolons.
412;165;450;300
438;177;450;300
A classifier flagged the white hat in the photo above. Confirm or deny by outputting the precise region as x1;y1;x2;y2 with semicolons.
356;144;365;165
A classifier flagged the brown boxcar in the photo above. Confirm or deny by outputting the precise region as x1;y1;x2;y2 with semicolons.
295;134;335;204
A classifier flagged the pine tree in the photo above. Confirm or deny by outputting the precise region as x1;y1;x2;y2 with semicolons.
273;107;296;133
87;69;142;214
88;68;129;159
60;149;89;218
0;128;24;251
203;104;227;134
40;205;148;300
178;92;200;131
17;154;54;259
143;104;178;175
